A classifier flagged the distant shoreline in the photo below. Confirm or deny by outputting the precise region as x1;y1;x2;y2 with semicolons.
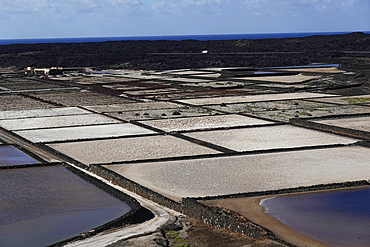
1;31;369;46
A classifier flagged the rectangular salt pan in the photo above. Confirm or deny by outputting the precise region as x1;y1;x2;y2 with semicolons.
184;125;357;152
237;75;318;83
15;123;156;143
176;92;336;105
140;114;273;132
313;116;370;133
0;107;90;120
48;135;220;165
0;114;121;131
104;146;370;201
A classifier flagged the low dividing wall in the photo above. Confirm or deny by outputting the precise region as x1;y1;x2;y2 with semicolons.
87;165;304;244
88;163;370;246
90;164;182;212
181;198;278;240
90;164;273;238
290;117;370;140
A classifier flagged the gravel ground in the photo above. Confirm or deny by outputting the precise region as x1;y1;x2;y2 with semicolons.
176;92;335;105
106;107;218;121
26;90;135;106
83;102;182;113
140;114;272;132
0;94;56;111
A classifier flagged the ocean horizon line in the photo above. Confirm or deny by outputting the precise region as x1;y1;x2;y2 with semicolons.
1;31;369;46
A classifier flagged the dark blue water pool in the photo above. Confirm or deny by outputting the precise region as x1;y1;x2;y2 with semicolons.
261;187;370;247
0;145;39;167
0;166;131;247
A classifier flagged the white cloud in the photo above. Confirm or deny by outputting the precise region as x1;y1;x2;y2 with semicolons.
150;0;231;17
107;0;143;6
0;0;153;22
151;0;165;9
0;0;48;12
243;0;363;14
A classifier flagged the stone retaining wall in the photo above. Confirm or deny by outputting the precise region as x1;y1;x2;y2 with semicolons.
89;163;370;245
181;197;277;239
90;164;182;212
290;117;370;140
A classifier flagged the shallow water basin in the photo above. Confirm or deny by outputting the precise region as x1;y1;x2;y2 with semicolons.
0;165;131;247
0;145;39;167
261;187;370;247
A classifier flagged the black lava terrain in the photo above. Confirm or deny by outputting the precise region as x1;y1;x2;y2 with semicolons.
1;32;370;74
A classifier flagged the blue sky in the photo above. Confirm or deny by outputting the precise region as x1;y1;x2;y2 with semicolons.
1;0;369;39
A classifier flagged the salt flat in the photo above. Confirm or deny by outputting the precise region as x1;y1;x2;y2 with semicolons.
180;81;241;88
276;67;345;73
140;114;273;132
48;135;220;164
160;77;211;83
176;92;335;105
103;146;370;201
184;125;357;151
15;123;155;143
192;73;221;78
0;114;120;130
237;74;318;83
167;70;213;75
312;116;370;132
0;107;90;120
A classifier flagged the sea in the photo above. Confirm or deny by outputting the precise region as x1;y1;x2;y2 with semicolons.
1;31;369;46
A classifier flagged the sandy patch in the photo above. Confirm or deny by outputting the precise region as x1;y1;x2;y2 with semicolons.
202;196;328;247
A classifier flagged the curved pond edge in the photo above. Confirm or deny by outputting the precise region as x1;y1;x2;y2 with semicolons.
47;163;154;247
196;180;370;246
259;186;370;247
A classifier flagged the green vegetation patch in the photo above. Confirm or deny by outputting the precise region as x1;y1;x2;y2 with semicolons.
164;230;200;247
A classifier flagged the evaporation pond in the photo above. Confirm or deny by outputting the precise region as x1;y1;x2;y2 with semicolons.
261;187;370;247
0;165;131;247
0;145;39;167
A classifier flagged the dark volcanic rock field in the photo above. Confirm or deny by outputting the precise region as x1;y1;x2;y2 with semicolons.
1;32;370;72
